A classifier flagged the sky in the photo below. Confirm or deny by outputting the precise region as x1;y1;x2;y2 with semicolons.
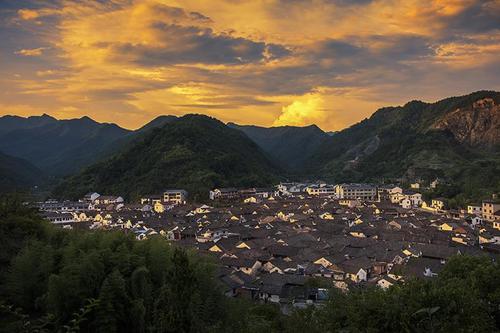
0;0;499;131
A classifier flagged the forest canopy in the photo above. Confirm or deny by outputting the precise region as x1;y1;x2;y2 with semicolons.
1;195;500;332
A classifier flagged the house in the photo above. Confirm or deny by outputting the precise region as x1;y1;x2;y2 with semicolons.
335;183;377;201
378;185;402;201
94;196;124;205
431;198;446;211
154;201;168;213
430;179;440;189
42;212;76;224
467;205;482;216
396;257;445;278
209;188;239;200
83;192;100;202
220;257;262;275
482;200;500;222
471;216;483;227
400;198;412;209
340;257;373;283
163;189;188;204
305;184;336;196
140;195;162;205
377;276;398;289
319;212;334;220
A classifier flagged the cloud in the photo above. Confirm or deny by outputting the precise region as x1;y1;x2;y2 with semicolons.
0;0;498;131
110;23;290;66
17;9;39;20
273;93;326;127
14;47;48;56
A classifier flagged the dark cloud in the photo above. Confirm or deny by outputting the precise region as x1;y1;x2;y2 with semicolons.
110;23;290;66
445;0;500;35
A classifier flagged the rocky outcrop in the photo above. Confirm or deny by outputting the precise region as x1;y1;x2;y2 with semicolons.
432;98;500;147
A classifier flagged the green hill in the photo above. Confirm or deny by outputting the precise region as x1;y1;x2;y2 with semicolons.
0;151;44;193
306;90;500;200
52;114;280;201
227;123;330;172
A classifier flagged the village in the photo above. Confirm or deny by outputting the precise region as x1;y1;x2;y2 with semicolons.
32;182;500;310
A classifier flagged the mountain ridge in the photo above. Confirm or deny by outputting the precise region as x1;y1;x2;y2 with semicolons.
52;114;280;200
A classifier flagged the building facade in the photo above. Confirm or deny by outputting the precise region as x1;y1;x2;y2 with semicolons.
335;184;377;201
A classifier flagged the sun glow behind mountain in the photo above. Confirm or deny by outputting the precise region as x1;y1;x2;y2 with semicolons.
0;0;499;130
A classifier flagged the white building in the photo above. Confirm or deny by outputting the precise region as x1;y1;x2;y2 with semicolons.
335;184;377;201
305;184;336;196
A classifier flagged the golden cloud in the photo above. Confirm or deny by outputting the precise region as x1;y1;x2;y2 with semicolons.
15;47;48;56
0;0;498;131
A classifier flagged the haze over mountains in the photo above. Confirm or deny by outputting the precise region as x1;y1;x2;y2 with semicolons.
1;90;499;199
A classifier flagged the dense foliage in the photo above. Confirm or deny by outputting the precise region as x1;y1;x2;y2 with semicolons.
0;196;282;332
287;255;500;332
228;123;330;172
0;151;44;193
2;195;500;332
306;90;500;202
53;115;280;201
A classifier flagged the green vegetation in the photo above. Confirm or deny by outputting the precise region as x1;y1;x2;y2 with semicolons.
288;255;500;332
227;123;330;172
52;115;280;201
307;91;500;202
2;195;500;332
0;151;44;193
0;195;282;332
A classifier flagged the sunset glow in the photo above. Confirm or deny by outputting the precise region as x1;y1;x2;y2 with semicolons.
1;0;499;130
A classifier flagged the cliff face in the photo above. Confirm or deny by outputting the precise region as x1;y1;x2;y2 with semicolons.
432;98;500;148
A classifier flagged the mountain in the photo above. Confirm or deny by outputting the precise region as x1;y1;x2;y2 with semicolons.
227;123;330;171
0;115;132;176
308;90;500;198
52;115;280;201
0;151;44;193
0;113;57;136
136;115;178;133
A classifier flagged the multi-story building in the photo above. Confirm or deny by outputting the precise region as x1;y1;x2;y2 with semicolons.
431;198;446;211
209;188;239;200
467;205;482;216
35;200;88;212
277;182;308;195
140;194;162;205
482;200;500;222
305;184;336;196
209;188;272;200
163;189;188;204
335;184;377;201
94;196;124;205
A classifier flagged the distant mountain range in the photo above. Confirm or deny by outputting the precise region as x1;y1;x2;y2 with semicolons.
0;114;130;176
1;90;499;200
52;115;279;200
0;113;180;178
227;123;330;172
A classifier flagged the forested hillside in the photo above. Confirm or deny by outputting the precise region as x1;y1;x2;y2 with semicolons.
0;151;44;193
53;115;280;201
1;196;499;332
227;123;330;171
305;91;500;202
